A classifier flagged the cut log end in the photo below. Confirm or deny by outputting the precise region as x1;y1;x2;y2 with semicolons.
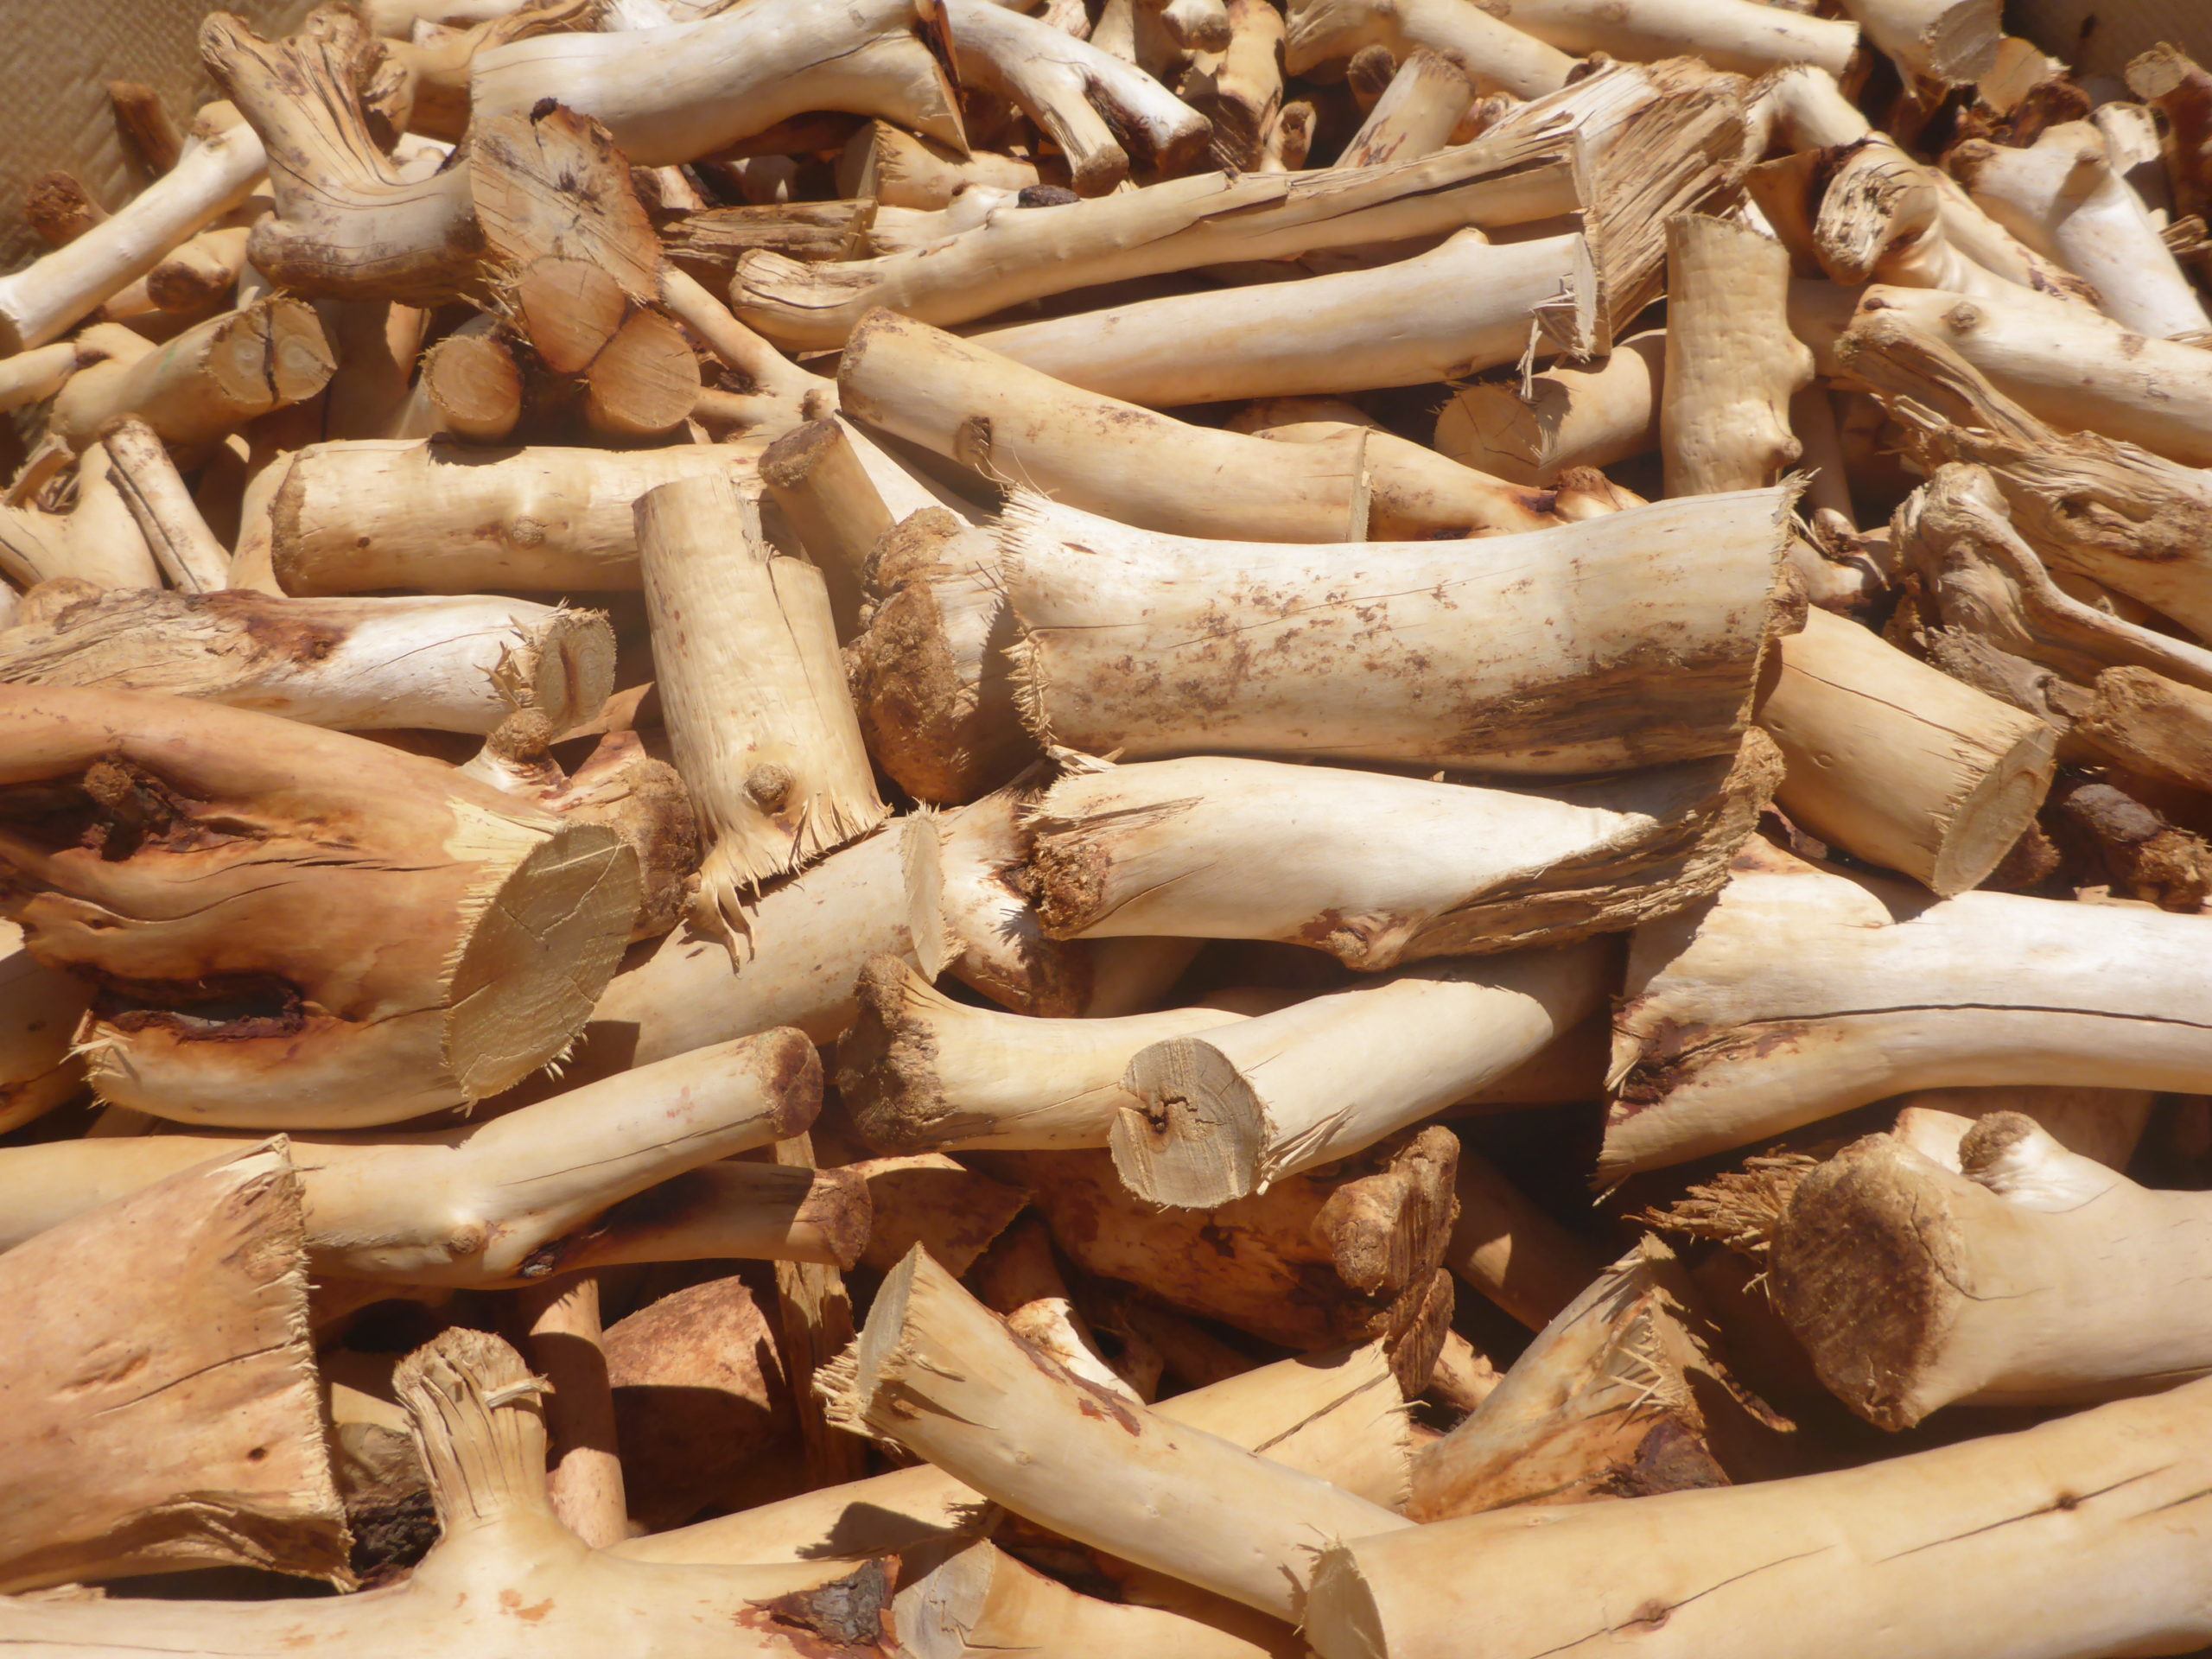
1111;1038;1265;1209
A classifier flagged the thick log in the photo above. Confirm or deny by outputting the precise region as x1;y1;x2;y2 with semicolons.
0;684;639;1127
931;785;1092;1016
1283;0;1575;98
1004;489;1795;775
1020;743;1780;968
0;1141;347;1592
1436;331;1665;486
1339;50;1475;166
1662;214;1814;496
1840;0;1999;84
49;298;335;453
1471;0;1855;74
759;417;893;637
531;1161;870;1275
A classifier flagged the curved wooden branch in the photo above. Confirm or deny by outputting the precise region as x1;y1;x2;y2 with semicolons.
1019;741;1780;969
1283;0;1575;99
1481;0;1856;74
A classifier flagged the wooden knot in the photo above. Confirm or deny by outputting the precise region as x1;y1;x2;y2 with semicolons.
746;763;793;811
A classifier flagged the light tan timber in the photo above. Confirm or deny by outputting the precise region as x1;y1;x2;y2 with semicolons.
1951;122;2212;341
0;108;266;353
999;1132;1459;1392
976;229;1597;405
1838;307;2212;638
202;11;482;305
769;1131;870;1491
1808;137;2044;302
1445;1145;1611;1331
637;473;886;929
0;341;79;415
471;0;964;166
733;128;1580;347
527;1161;870;1276
944;0;1211;196
582;308;702;438
1116;945;1610;1206
0;441;162;592
1184;0;1287;169
1754;606;2056;895
1022;745;1780;969
1893;1086;2157;1173
1236;414;1569;537
2077;666;2212;791
95;415;233;591
664;201;878;271
1603;846;2212;1175
271;439;759;594
838;314;1370;543
1770;1112;2212;1427
1002;488;1795;774
824;1247;1414;1620
759;416;893;638
1839;0;1999;83
836;121;1040;210
0;1327;882;1657
22;170;107;249
1283;0;1574;98
1472;0;1855;73
49;298;336;453
1340;50;1477;166
2128;42;2212;223
0;1141;347;1593
930;784;1093;1016
620;1338;1414;1567
1436;331;1665;486
0;1029;818;1284
1306;1374;2212;1659
1662;214;1815;497
583;814;945;1064
0;918;90;1135
850;1150;1030;1276
400;316;523;442
661;266;836;429
378;0;595;142
973;1213;1146;1401
514;1272;628;1548
1407;1237;1785;1521
847;508;1031;806
0;683;639;1128
0;588;613;735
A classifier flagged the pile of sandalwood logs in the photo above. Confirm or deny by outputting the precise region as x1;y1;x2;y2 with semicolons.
13;0;2212;1652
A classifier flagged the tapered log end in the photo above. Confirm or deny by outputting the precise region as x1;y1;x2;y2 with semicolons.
1927;720;2059;897
391;1326;556;1532
1770;1135;1966;1429
1112;1035;1263;1209
836;954;954;1153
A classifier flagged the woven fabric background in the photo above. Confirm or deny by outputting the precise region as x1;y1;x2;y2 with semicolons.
0;0;303;279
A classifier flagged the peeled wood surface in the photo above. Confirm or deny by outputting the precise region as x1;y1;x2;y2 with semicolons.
0;1141;348;1592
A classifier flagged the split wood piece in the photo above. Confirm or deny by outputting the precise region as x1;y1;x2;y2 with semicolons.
837;122;1039;210
0;109;266;352
0;588;613;734
272;439;756;593
49;297;336;453
1024;745;1781;969
401;315;523;441
825;1246;1413;1619
638;473;886;927
839;954;1286;1152
603;1274;799;1533
515;1272;628;1548
1844;282;2212;468
1839;308;2212;637
1001;1131;1459;1394
2127;44;2212;223
1408;1236;1787;1521
623;1337;1414;1567
1754;605;2056;895
1773;1111;2212;1426
2078;666;2212;791
1116;946;1610;1208
1894;1085;2156;1173
847;507;1030;805
380;0;594;141
667;202;877;271
1181;0;1286;169
1339;50;1476;166
1840;0;1999;84
202;12;482;304
1234;413;1573;537
930;783;1096;1017
977;229;1596;406
771;1131;869;1491
0;1141;347;1592
1602;847;2212;1176
526;1161;869;1276
1307;1371;2212;1659
1951;123;2212;341
0;1326;884;1656
1004;487;1794;776
1282;0;1573;98
1662;213;1814;497
1436;330;1664;486
0;1028;819;1281
0;918;90;1135
471;0;964;167
851;1151;1031;1276
944;0;1209;196
974;1214;1142;1400
759;416;893;637
0;440;161;591
582;307;702;438
0;683;639;1127
838;314;1370;543
1893;463;2212;718
96;415;232;591
1445;1144;1611;1332
734;127;1580;347
897;1540;1296;1659
584;816;943;1068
